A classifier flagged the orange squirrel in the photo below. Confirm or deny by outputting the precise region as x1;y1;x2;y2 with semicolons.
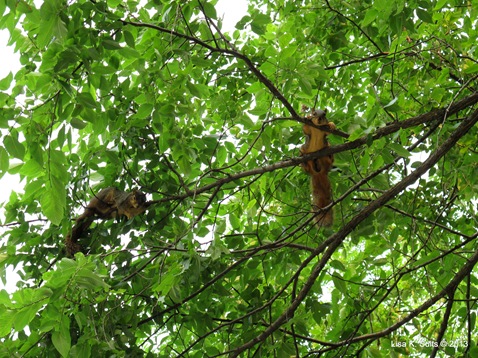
65;187;149;256
299;108;335;227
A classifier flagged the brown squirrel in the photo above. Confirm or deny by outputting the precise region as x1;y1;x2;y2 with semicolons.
65;187;149;256
299;108;335;227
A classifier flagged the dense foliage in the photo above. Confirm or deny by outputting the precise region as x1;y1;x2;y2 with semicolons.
1;0;477;356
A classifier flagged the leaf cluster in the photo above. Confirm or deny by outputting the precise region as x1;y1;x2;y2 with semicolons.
0;0;477;357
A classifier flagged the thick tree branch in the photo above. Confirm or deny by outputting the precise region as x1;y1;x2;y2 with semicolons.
229;107;478;356
431;292;455;358
271;116;350;138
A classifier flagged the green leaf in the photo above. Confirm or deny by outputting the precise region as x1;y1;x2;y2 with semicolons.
14;303;40;331
383;97;397;108
0;146;9;175
463;63;478;74
413;251;441;268
250;13;270;35
332;275;347;294
12;287;51;331
44;258;78;289
3;135;25;160
431;87;446;102
123;30;135;48
0;72;13;90
153;262;182;296
19;159;43;178
70;117;88;129
434;0;452;9
15;0;33;13
102;39;122;50
371;155;384;170
202;2;217;19
251;13;270;26
215;145;227;166
40;176;66;225
107;0;122;7
348;128;364;141
135;103;154;119
388;142;410;158
191;56;210;67
298;76;312;95
416;8;433;23
76;92;97;109
37;13;67;47
186;82;210;98
75;268;110;290
0;309;14;337
120;46;139;59
362;9;378;27
52;329;71;357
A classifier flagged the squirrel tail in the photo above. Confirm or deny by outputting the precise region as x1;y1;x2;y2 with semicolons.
65;214;95;257
310;172;333;227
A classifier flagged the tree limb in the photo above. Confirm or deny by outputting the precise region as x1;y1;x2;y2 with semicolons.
146;92;478;206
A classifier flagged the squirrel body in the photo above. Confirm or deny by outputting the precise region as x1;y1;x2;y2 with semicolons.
80;187;148;220
300;109;335;227
65;187;148;256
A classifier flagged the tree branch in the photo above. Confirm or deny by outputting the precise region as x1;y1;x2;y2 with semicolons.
431;291;455;358
122;19;300;118
146;92;478;206
324;52;389;70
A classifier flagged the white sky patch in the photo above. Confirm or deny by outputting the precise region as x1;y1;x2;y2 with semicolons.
0;29;21;78
0;28;22;204
216;0;248;33
0;29;22;293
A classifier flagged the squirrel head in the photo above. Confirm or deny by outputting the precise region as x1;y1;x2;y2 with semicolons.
311;109;327;119
308;109;328;126
131;189;147;207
